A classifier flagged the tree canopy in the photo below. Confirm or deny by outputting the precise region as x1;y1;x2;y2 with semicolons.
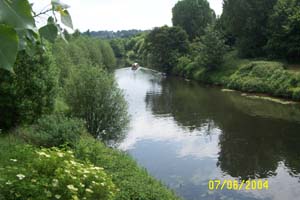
221;0;277;57
144;26;189;73
266;0;300;62
172;0;215;40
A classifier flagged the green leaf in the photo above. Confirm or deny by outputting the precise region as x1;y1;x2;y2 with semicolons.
51;0;70;10
0;0;35;30
16;29;39;56
0;24;18;72
60;10;73;29
39;24;58;43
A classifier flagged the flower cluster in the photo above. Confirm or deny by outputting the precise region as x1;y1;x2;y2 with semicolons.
0;147;116;200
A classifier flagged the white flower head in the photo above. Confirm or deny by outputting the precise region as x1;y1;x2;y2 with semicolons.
16;174;25;180
67;184;78;192
36;151;50;158
85;188;93;193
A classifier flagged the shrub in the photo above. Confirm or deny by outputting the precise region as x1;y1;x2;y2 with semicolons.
0;146;116;200
16;114;86;147
227;61;300;100
292;88;300;100
74;135;180;200
0;50;58;130
173;56;192;76
65;66;129;141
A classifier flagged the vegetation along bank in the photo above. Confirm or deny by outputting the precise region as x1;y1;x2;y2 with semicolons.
0;1;179;198
0;33;180;200
109;0;300;101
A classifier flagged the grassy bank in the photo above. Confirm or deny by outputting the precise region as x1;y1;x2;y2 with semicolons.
192;51;300;101
0;133;180;200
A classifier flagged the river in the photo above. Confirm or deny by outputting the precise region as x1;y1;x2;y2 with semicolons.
115;67;300;200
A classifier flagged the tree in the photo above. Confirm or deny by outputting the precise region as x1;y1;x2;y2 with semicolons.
194;25;227;71
65;66;129;141
144;26;189;73
221;0;277;57
266;0;300;62
0;50;58;130
172;0;215;40
110;39;126;58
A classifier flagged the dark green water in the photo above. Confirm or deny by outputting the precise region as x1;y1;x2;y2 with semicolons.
115;68;300;200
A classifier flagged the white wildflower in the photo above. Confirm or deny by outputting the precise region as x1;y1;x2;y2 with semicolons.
57;152;64;158
52;179;59;187
36;151;50;158
85;188;93;193
5;180;12;185
67;184;78;192
16;174;25;180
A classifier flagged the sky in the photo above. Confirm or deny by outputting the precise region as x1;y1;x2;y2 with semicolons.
30;0;223;32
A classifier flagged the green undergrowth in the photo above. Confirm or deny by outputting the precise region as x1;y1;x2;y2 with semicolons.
0;130;180;200
227;61;300;100
74;135;180;200
191;51;300;101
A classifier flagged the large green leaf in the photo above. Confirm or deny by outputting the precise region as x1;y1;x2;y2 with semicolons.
0;24;18;72
61;10;73;29
0;0;35;30
39;24;58;43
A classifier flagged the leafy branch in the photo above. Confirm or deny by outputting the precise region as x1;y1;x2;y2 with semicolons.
0;0;73;72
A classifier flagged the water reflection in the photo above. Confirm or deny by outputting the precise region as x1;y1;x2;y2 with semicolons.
115;68;300;200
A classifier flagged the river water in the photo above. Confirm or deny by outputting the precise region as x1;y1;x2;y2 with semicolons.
115;67;300;200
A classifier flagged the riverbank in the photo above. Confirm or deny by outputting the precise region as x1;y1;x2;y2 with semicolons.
182;51;300;101
0;131;180;200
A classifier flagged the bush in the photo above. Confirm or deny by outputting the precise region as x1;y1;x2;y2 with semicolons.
0;145;116;200
74;135;180;200
227;61;300;100
0;50;58;130
16;115;86;147
65;66;129;141
173;56;193;77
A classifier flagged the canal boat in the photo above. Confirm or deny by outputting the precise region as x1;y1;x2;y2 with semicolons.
131;63;139;71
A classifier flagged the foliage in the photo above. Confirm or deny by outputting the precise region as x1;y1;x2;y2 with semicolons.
202;50;250;85
0;50;58;130
0;0;73;71
266;0;300;62
16;114;86;148
99;40;117;69
65;66;129;141
193;25;227;71
87;29;144;39
110;39;126;58
144;26;189;73
172;56;193;77
123;33;148;66
172;26;227;78
0;142;116;200
221;0;277;57
172;0;215;40
227;61;300;100
52;36;116;86
74;135;180;200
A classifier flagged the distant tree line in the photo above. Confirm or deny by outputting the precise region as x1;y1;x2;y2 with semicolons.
113;0;300;70
85;29;146;39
